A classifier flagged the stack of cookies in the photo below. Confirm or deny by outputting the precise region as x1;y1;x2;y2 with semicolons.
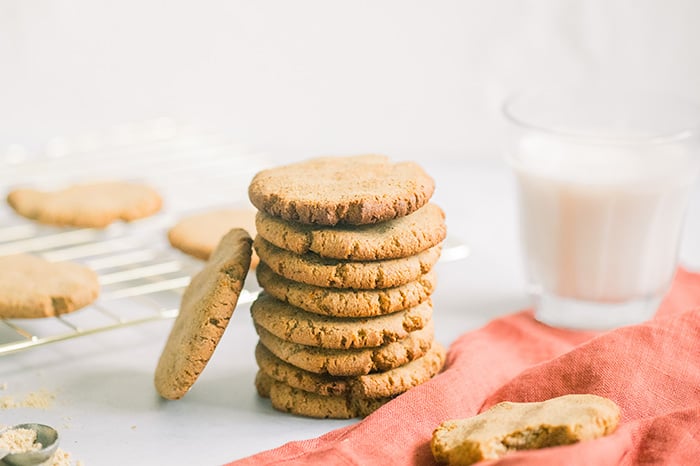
247;155;448;419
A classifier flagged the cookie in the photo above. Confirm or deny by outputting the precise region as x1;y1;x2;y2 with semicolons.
255;320;434;376
255;203;446;260
248;155;435;226
167;208;259;267
254;236;441;289
256;262;436;317
0;254;100;318
154;229;252;400
431;394;621;465
251;293;433;349
256;372;391;419
7;181;162;228
256;340;446;399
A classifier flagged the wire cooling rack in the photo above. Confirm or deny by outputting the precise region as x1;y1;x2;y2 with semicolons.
0;120;268;356
0;122;469;356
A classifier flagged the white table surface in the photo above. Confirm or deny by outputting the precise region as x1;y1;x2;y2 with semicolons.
2;158;700;466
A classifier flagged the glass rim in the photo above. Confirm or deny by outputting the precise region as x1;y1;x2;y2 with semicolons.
502;88;700;146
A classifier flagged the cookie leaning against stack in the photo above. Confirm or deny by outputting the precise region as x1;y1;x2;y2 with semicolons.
248;155;447;419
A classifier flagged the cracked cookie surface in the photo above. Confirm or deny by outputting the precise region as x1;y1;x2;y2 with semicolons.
255;203;446;260
154;229;252;400
256;340;445;399
251;293;433;349
0;254;100;318
256;262;436;317
254;236;441;289
431;394;621;465
248;155;435;226
255;371;392;419
7;181;162;228
256;320;434;376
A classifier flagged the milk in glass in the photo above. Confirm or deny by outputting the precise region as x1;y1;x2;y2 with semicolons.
510;135;698;326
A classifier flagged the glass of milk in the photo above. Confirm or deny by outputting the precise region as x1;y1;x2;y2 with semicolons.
504;88;700;330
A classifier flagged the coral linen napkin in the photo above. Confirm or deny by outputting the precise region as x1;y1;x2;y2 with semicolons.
231;268;700;465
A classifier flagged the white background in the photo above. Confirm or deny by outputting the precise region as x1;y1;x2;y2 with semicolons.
2;3;700;464
1;0;700;160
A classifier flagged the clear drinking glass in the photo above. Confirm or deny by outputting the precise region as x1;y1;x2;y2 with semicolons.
504;88;700;330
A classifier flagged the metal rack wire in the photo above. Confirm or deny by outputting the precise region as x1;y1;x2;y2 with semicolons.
0;121;469;356
0;121;266;356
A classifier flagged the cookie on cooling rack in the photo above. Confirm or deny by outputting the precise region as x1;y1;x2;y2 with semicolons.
167;208;259;267
0;254;100;319
7;181;162;228
154;228;252;400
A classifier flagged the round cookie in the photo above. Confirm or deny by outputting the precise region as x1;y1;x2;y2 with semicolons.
251;293;433;349
255;320;434;377
255;346;349;397
254;236;441;289
7;181;162;228
255;341;446;399
248;155;435;226
255;203;446;260
154;229;252;400
167;208;259;267
256;262;436;317
0;254;100;318
256;372;391;419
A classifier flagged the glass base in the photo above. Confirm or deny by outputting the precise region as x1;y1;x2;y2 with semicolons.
534;292;663;331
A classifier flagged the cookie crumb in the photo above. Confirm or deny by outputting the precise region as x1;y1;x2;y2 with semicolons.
0;388;56;409
0;427;42;453
130;425;137;430
51;447;82;466
0;382;7;390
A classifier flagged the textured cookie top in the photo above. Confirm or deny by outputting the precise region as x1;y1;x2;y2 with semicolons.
256;262;436;317
254;236;441;289
248;155;435;226
256;372;391;419
255;203;446;260
167;208;258;267
7;181;162;228
251;293;433;349
256;320;434;376
154;229;252;400
0;254;100;318
431;394;621;465
256;340;445;399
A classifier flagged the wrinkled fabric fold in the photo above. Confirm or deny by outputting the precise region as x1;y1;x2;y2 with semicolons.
230;269;700;465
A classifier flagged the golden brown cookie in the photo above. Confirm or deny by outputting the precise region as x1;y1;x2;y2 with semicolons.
256;262;436;317
255;320;434;376
7;181;162;228
0;254;100;318
256;340;446;399
248;155;435;226
255;203;446;260
256;372;391;419
154;229;252;400
251;293;433;349
167;208;259;267
431;394;621;465
254;236;441;289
